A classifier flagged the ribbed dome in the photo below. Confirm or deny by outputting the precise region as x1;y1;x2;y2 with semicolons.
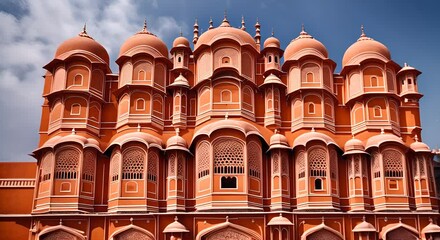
173;36;190;48
345;137;365;152
55;28;109;64
119;23;168;58
270;132;289;146
194;17;257;51
342;28;390;67
264;36;280;48
166;135;188;149
169;73;190;88
410;136;431;153
284;28;328;61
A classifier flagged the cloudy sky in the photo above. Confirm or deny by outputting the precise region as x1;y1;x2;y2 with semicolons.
0;0;439;162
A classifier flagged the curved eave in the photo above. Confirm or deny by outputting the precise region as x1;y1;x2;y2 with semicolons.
165;146;193;155
399;91;423;99
397;68;421;76
170;45;192;54
44;50;109;71
286;88;338;102
259;80;287;89
341;57;398;75
342;150;370;156
43;89;105;103
113;84;166;100
261;46;284;55
193;36;259;56
104;132;164;153
267;216;294;226
32;136;102;157
345;91;401;106
267;144;291;152
168;82;190;89
352;223;376;232
292;133;341;150
365;134;406;150
422;223;440;234
116;46;172;66
282;51;334;71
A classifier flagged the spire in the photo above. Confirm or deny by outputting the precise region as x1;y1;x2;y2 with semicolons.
360;24;366;37
296;23;312;40
223;10;227;21
209;17;214;30
301;23;306;34
78;22;92;39
415;135;419;142
254;18;261;44
143;18;148;32
193;18;199;44
179;28;183;37
138;19;154;35
271;28;274;37
220;10;231;27
241;16;246;31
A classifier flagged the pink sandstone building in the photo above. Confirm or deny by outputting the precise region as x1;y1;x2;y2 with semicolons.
0;16;440;240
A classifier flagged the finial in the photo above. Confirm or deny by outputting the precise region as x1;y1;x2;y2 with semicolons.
209;17;214;30
301;23;305;32
429;217;433;224
241;16;246;30
130;217;134;224
179;28;183;37
398;217;402;223
311;127;315;132
79;22;92;38
362;215;366;222
194;18;199;27
137;124;141;132
415;135;419;142
254;18;261;44
174;216;179;222
225;112;228;120
226;216;229;222
224;10;227;21
352;133;355;139
321;216;325;224
143;18;148;32
380;128;385;134
279;213;283;217
193;18;199;44
274;129;278;134
404;62;408;67
59;219;63;225
71;128;76;135
360;25;366;37
271;28;274;37
175;128;180;136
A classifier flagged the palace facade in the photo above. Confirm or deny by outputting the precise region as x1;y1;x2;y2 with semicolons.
1;16;440;240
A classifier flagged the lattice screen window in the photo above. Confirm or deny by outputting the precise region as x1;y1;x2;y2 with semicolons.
82;149;95;181
55;148;79;179
347;156;353;177
213;139;244;174
247;141;261;178
110;152;121;182
371;151;381;178
382;149;404;178
281;152;289;176
168;153;176;176
40;152;52;181
418;156;426;177
296;151;305;178
122;148;145;180
272;153;280;175
147;152;158;182
308;147;327;177
197;142;210;179
177;155;184;177
330;148;338;179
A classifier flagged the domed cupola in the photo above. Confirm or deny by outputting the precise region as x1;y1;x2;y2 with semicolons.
118;20;169;61
262;32;283;75
343;137;367;155
171;33;192;72
283;25;328;68
342;26;391;68
53;24;110;65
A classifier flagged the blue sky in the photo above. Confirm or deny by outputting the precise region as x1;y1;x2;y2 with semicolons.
0;0;439;161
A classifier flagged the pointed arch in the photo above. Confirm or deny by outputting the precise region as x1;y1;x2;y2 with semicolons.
109;224;155;240
37;225;85;240
196;221;262;240
379;222;419;240
300;223;343;240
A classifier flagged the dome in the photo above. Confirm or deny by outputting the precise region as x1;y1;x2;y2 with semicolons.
292;129;340;149
342;27;390;67
163;217;189;233
365;132;405;150
55;27;109;64
194;17;257;52
264;36;280;48
173;36;190;48
166;135;188;149
169;73;190;88
352;220;376;232
119;23;168;58
284;28;328;61
343;137;367;155
422;221;440;235
397;63;421;75
268;131;290;151
267;214;293;226
410;136;431;153
260;73;286;88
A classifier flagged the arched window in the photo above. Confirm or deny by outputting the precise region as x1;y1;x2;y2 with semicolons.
138;70;146;80
370;76;378;87
373;106;382;118
306;72;314;82
147;152;158;182
55;148;79;179
309;147;327;177
268;55;272;63
178;56;182;63
247;141;261;179
308;103;315;114
82;150;95;182
40;152;52;182
197;141;210;178
296;151;305;178
122;148;145;180
274;88;280;111
274;56;278;63
222;56;230;64
220;90;232;102
110;152;120;182
383;149;404;178
221;176;237;188
371;151;381;178
70;103;81;115
266;89;273;110
213;138;244;174
315;178;323;190
73;74;83;86
174;94;181;112
136;98;145;111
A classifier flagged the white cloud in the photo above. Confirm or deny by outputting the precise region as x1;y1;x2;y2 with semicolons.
0;0;184;161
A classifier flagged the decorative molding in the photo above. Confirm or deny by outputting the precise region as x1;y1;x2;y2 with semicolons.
0;178;35;188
